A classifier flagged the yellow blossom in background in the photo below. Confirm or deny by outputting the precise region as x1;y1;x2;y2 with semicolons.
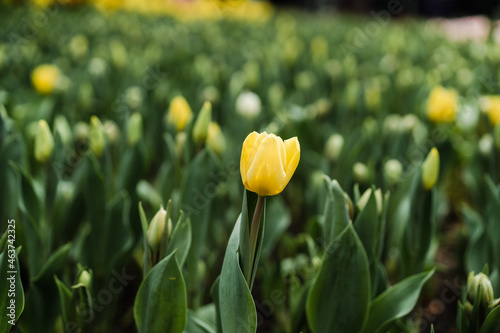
484;96;500;127
240;131;300;196
426;86;458;123
206;121;226;155
31;64;61;95
167;96;193;131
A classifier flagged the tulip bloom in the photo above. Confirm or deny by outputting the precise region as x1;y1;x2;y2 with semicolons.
426;86;458;123
31;64;61;95
240;131;300;196
167;96;193;131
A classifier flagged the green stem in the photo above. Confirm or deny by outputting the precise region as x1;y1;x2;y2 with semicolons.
249;195;265;281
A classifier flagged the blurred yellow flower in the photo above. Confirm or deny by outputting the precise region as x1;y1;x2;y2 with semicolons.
240;131;300;196
426;86;458;123
206;121;226;155
167;96;193;131
484;96;500;127
422;148;439;190
31;64;61;95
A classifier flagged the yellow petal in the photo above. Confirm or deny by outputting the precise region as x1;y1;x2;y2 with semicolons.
246;131;269;170
283;137;300;185
245;135;286;196
240;131;259;187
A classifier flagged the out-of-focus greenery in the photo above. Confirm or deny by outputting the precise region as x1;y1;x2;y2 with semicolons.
1;2;500;332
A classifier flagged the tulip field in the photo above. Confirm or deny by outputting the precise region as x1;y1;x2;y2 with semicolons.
1;1;500;332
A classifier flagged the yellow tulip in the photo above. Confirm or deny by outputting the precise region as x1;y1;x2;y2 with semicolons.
421;148;439;190
484;96;500;127
167;96;193;131
31;64;61;95
206;121;226;155
240;131;300;196
426;86;458;123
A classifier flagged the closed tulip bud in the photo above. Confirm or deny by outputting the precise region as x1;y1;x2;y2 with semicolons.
103;120;120;145
78;270;92;288
206;122;226;156
167;96;193;131
175;132;187;159
31;64;61;95
384;159;403;185
356;188;383;215
127;112;143;147
240;131;300;196
193;101;212;144
147;207;167;252
478;134;493;157
353;162;370;184
34;120;54;163
72;269;92;289
89;116;106;157
73;121;90;142
54;115;72;145
467;272;494;307
421;148;439;190
325;134;344;162
235;91;261;119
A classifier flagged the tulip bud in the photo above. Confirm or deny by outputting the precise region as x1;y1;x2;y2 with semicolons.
34;120;54;163
72;269;92;289
89;116;106;157
353;162;370;184
31;64;61;95
73;121;89;142
421;148;439;190
325;134;344;162
102;120;120;145
384;159;403;185
175;132;187;159
478;134;493;157
147;207;167;252
193;101;212;144
356;188;383;215
467;272;494;307
127;112;143;147
167;96;193;131
125;86;144;110
78;270;92;288
207;122;226;156
54;115;72;145
235;91;261;119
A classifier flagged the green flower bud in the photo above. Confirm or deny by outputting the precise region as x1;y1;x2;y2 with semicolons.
147;207;168;252
193;101;212;144
353;162;370;184
103;120;121;145
384;159;403;185
54;115;72;145
325;134;344;162
467;272;494;307
207;122;226;156
89;116;106;157
127;112;143;147
478;134;493;157
34;120;54;163
72;269;92;289
356;188;383;215
422;148;439;190
73;121;89;142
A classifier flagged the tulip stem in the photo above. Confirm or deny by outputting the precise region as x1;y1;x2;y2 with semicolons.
249;195;265;283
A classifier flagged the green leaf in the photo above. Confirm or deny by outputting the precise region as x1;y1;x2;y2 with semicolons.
219;216;257;333
139;202;152;277
54;276;74;326
361;269;435;333
479;304;500;333
262;196;291;256
306;224;370;333
167;216;192;268
184;310;217;333
32;243;72;282
134;252;187;333
239;191;251;283
462;205;490;273
0;246;24;333
322;177;350;246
